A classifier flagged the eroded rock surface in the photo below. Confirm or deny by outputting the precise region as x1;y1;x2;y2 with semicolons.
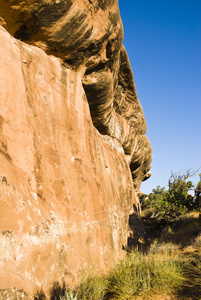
0;0;152;298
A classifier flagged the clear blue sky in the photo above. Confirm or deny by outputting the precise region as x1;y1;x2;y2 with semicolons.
118;0;201;194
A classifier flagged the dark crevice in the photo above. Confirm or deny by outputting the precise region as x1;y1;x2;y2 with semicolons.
106;40;112;58
0;149;11;161
14;24;30;40
85;61;108;75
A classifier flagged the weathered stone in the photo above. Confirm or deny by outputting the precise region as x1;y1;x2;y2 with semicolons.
0;0;152;298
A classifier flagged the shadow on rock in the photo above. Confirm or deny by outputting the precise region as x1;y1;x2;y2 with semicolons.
34;282;67;300
127;211;148;253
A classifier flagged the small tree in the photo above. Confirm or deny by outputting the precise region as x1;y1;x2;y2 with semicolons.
168;170;195;211
141;169;200;224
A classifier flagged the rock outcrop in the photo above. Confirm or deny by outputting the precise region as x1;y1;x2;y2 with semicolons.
0;1;152;298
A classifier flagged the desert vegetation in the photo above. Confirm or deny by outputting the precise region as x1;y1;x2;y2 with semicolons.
57;238;201;300
39;171;201;300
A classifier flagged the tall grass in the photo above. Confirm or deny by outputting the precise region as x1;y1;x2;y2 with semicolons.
61;242;184;300
182;234;201;299
184;257;201;296
78;273;109;300
60;236;201;300
60;290;78;300
108;243;184;299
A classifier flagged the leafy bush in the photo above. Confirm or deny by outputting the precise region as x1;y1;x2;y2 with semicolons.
140;171;200;225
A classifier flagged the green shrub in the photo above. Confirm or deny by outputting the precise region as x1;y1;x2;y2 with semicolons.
140;171;200;226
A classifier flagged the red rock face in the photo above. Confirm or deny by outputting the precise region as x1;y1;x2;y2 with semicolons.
0;1;152;298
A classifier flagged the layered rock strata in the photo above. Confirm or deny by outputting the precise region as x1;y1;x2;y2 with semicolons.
0;0;152;298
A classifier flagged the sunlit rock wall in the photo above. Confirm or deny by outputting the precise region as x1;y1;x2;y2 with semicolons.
0;0;152;298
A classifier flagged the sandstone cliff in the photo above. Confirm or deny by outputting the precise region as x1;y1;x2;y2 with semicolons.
0;1;152;298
